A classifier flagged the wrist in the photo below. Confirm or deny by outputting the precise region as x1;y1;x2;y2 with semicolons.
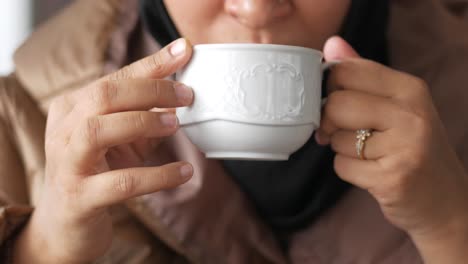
12;215;59;264
12;211;87;264
409;212;468;264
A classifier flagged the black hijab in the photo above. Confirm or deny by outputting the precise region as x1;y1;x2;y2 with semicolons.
140;0;389;234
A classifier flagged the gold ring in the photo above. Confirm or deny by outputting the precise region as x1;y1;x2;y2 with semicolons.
356;129;372;160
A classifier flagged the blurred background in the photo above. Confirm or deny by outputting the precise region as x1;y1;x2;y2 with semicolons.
0;0;70;75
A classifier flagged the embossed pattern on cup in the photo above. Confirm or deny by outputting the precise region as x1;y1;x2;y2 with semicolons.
226;62;305;121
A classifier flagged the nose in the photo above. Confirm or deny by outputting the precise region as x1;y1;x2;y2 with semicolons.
224;0;292;28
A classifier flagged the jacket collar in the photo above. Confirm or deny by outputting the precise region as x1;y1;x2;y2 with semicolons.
13;0;140;111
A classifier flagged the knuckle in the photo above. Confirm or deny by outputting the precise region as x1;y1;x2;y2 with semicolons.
147;52;166;75
410;114;429;133
148;52;166;74
132;112;148;131
161;170;172;188
114;172;138;196
93;81;118;112
411;77;429;93
82;117;102;149
396;106;431;137
404;76;430;99
150;79;163;101
111;65;136;80
155;168;172;189
404;111;431;140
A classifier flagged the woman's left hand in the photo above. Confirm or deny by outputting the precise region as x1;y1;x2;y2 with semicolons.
316;37;468;262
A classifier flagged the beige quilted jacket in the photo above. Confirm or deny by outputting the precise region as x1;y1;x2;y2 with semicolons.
1;0;468;263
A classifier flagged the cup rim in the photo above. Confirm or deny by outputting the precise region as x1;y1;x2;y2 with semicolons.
193;43;323;57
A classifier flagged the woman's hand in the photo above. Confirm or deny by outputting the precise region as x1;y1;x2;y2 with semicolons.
13;38;195;264
316;37;468;263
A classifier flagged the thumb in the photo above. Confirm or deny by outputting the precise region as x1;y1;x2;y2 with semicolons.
323;36;360;61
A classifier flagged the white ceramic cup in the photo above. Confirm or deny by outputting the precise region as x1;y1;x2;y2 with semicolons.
176;44;334;161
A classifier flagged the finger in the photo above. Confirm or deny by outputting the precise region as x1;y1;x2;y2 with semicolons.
328;58;426;101
318;90;403;140
75;79;193;116
323;36;427;101
330;130;389;160
69;111;179;168
106;38;192;80
334;154;382;189
82;162;193;208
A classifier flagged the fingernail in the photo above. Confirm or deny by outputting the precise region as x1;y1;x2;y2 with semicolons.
174;83;194;104
169;39;187;57
160;113;178;128
180;164;193;180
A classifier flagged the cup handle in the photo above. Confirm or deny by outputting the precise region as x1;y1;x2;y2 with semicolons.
320;60;340;106
321;60;340;72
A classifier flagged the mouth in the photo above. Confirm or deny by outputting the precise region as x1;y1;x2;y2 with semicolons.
221;31;278;45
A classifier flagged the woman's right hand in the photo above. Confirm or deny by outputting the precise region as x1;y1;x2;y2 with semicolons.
13;38;194;264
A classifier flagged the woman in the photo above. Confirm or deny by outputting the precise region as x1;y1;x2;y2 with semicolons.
1;0;468;263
